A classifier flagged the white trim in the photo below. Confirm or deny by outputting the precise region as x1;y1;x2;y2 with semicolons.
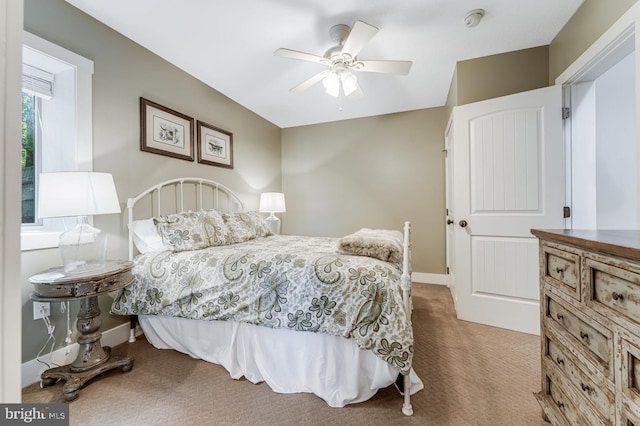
20;230;61;251
21;322;142;387
412;272;446;285
1;0;24;403
556;2;640;86
20;32;95;251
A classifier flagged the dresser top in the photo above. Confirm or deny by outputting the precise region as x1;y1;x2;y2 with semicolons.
531;229;640;261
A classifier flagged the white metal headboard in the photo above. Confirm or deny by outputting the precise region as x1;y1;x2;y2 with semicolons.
127;177;245;259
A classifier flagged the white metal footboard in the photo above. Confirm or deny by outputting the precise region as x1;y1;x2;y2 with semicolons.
400;221;413;416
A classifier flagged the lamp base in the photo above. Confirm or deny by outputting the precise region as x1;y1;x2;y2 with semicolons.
59;217;108;274
264;214;281;235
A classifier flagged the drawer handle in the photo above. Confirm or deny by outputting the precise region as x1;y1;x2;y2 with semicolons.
612;292;624;301
556;313;564;321
556;400;565;409
556;356;564;365
580;382;592;393
580;331;589;341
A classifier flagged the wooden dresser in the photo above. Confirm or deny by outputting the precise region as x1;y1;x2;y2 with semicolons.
531;229;640;425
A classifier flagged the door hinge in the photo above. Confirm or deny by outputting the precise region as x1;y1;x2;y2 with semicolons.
446;266;450;275
562;107;570;120
563;206;571;218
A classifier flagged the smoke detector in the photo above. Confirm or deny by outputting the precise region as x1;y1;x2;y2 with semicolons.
464;9;485;28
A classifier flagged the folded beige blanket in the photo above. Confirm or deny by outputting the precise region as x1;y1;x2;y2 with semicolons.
338;228;404;263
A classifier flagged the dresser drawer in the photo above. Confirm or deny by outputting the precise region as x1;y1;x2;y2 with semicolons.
542;244;581;300
541;373;606;426
586;257;640;327
622;406;640;426
621;339;640;412
544;335;614;422
545;294;612;375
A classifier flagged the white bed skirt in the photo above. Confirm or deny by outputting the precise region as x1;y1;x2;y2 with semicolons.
139;315;423;407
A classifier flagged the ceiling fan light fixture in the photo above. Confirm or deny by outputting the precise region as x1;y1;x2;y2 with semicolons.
275;20;411;98
323;72;340;97
322;69;359;98
341;71;358;96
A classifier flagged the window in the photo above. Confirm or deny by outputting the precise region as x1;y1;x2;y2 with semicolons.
21;32;94;251
21;92;38;224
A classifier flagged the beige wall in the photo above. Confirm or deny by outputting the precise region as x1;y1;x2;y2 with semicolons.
456;46;549;105
549;0;638;83
446;46;549;118
21;0;281;363
282;108;447;274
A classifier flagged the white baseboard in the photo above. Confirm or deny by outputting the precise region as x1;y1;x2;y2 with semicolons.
412;272;446;285
21;321;141;388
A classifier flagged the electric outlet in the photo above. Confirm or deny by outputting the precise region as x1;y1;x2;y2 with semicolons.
33;301;50;320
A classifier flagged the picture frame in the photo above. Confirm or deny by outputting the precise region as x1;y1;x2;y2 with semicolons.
140;97;194;161
197;120;233;169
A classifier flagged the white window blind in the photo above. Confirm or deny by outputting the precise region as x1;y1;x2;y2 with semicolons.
22;64;53;99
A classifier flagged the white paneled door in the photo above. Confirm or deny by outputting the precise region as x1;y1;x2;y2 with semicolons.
450;85;564;335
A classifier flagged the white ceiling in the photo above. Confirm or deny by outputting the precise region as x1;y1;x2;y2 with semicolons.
65;0;583;128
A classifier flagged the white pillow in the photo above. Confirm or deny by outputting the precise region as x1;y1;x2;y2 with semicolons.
130;218;170;254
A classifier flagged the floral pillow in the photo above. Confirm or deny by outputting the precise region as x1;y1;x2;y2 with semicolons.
154;211;210;252
200;210;232;246
222;211;273;243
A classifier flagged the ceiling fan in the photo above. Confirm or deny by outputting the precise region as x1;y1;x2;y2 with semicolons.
274;20;412;98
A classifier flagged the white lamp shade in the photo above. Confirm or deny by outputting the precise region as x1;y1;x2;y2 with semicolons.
38;172;121;218
259;192;286;213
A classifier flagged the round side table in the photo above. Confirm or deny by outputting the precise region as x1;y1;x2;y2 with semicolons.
29;260;135;401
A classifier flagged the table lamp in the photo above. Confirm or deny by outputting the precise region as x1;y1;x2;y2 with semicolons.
259;192;286;235
38;172;121;273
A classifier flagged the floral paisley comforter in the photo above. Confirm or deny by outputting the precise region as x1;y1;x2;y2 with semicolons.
111;235;413;373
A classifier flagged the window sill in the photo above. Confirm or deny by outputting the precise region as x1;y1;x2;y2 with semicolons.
21;230;61;251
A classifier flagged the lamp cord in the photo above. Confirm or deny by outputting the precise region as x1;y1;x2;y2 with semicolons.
36;314;60;387
62;301;72;345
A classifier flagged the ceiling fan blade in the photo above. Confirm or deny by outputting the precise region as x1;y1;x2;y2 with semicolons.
290;70;330;93
274;48;327;64
341;21;378;58
356;60;412;75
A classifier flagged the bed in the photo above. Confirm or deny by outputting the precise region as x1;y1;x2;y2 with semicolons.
112;177;422;415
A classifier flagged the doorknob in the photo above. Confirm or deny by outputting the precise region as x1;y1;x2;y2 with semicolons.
446;219;454;225
459;220;468;228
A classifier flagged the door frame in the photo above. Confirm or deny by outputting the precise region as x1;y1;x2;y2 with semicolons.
1;0;24;403
444;118;456;309
556;2;640;227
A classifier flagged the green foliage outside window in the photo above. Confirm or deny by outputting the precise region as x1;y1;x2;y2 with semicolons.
22;92;36;223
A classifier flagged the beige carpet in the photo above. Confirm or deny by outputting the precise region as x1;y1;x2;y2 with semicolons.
22;284;547;426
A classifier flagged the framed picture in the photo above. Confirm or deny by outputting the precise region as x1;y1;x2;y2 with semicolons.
140;97;194;161
197;120;233;169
